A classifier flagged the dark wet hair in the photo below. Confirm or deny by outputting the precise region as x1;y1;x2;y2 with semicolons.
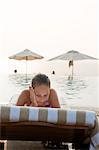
31;73;50;89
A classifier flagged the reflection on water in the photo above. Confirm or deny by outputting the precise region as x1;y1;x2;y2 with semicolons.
65;79;87;97
50;75;99;108
8;74;33;87
8;74;87;101
52;76;87;102
1;74;99;108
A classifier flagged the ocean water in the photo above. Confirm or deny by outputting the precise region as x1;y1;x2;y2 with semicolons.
0;73;99;110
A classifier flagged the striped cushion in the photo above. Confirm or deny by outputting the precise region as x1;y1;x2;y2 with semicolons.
0;105;96;127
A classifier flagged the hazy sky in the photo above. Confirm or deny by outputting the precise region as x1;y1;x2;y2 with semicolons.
0;0;99;74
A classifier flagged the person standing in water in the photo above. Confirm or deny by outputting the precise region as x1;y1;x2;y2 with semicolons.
68;60;74;80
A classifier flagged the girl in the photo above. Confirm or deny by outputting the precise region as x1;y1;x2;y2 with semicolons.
16;73;60;108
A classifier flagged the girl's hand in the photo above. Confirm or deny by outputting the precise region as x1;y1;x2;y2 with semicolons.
29;86;38;106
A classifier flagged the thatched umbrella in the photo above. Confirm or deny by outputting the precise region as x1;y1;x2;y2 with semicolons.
9;49;44;80
49;50;98;79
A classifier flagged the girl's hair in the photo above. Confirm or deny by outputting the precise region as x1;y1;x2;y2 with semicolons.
31;73;50;89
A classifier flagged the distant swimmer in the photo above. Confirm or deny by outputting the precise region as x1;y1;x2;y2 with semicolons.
52;70;55;75
14;69;17;73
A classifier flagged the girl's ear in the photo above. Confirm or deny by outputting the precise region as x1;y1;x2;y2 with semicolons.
32;85;35;89
31;83;34;89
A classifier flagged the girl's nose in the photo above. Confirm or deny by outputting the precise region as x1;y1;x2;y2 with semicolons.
40;97;46;102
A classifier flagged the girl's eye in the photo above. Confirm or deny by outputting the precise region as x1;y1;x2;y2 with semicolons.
44;95;47;97
36;95;40;97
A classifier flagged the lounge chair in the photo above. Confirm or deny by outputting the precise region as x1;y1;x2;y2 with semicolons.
0;105;99;150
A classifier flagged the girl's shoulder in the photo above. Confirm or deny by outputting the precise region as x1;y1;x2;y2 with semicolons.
21;89;29;94
49;88;58;99
20;89;30;99
16;89;30;106
49;88;60;108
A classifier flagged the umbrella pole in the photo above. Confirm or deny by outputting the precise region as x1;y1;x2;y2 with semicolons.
26;57;28;82
68;60;73;80
71;65;73;80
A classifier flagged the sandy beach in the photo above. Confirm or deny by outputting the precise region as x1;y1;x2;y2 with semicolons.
1;140;73;150
6;141;46;150
0;141;46;150
2;140;74;150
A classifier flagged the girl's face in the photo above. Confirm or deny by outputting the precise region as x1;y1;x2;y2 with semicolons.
34;84;50;106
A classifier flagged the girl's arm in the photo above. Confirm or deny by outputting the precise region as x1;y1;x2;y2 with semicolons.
16;90;30;106
29;86;38;107
49;89;60;108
